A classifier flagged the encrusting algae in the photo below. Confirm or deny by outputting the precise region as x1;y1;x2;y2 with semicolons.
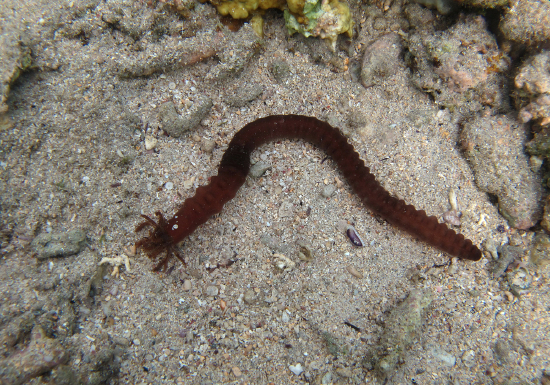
209;0;353;48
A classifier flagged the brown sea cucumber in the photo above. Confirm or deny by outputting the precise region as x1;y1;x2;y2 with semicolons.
136;115;482;271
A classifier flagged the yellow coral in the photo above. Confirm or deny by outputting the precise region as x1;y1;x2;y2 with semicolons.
212;0;353;47
216;0;286;19
285;0;353;48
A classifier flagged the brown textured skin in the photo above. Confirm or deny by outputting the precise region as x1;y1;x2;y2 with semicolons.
136;115;482;271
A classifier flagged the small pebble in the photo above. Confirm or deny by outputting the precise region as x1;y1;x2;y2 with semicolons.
183;280;192;291
322;184;336;198
346;265;363;278
486;364;497;377
206;285;219;297
321;372;332;384
232;366;242;377
443;210;462;226
109;286;119;296
336;220;348;232
461;349;475;368
335;367;352;378
249;161;271;178
433;347;456;367
297;242;313;262
504;291;515;302
145;135;157;150
165;182;174;190
113;336;130;347
183;176;195;190
282;311;290;322
101;301;112;317
200;138;215;153
494;339;511;363
244;289;257;304
274;253;295;271
447;258;458;275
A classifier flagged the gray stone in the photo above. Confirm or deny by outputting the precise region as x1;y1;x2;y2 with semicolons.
321;184;336;198
430;345;456;367
32;229;87;259
226;83;263;107
461;114;542;229
206;285;219;297
492;245;521;278
270;60;291;82
250;161;270;178
361;33;403;88
243;289;257;304
494;339;511;363
158;98;212;138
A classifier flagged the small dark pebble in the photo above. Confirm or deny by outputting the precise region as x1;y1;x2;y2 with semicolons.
496;224;506;233
346;225;364;247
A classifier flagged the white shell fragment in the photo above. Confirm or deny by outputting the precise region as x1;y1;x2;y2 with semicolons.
443;210;462;226
99;254;131;278
289;363;304;375
448;188;458;211
273;253;296;271
145;135;157;150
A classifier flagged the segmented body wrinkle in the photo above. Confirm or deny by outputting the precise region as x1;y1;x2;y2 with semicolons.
136;115;482;271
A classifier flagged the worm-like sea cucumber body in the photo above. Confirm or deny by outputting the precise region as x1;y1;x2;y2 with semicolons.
136;115;482;271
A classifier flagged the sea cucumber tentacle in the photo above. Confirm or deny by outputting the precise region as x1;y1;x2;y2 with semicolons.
136;115;482;270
